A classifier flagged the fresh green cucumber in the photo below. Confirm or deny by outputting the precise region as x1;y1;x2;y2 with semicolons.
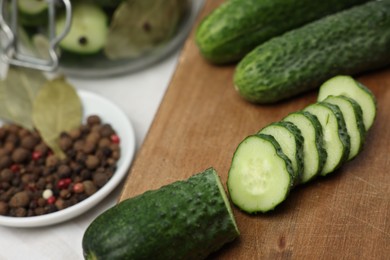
258;121;304;185
82;168;239;260
323;95;366;160
304;102;351;176
227;134;294;213
234;0;390;103
195;0;369;64
56;3;108;54
18;0;48;27
283;111;327;183
317;75;377;131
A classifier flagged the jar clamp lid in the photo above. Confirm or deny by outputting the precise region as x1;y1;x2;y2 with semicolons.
0;0;72;72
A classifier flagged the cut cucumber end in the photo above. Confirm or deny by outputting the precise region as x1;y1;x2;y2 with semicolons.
213;169;239;234
318;75;377;131
227;135;293;213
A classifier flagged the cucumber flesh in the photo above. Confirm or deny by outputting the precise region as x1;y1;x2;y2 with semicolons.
317;75;377;131
283;111;327;183
259;121;303;185
18;0;48;27
227;134;294;213
56;3;108;54
304;102;350;175
18;0;48;15
323;95;366;160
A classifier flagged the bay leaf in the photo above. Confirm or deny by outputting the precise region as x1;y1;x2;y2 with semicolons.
33;77;82;159
104;0;190;59
1;67;46;130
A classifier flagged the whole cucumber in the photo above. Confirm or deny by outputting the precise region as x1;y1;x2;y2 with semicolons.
195;0;370;64
82;168;239;260
234;0;390;103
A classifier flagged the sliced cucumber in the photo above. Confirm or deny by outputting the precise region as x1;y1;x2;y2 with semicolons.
283;111;327;183
18;0;48;15
227;134;294;213
304;102;350;176
259;121;304;185
317;75;377;131
324;95;366;160
56;3;108;54
18;0;48;27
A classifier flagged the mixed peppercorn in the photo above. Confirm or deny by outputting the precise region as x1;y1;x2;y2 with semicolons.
0;115;121;217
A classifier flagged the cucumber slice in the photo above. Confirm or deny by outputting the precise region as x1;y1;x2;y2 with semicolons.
259;121;304;185
324;95;366;160
18;0;48;15
227;134;294;213
18;0;48;27
56;3;108;54
283;111;327;183
317;75;377;131
304;102;350;176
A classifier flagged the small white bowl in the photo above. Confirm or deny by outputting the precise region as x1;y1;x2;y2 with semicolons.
0;90;136;227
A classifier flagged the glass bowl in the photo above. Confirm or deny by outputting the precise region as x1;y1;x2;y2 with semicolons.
59;0;201;78
3;0;201;78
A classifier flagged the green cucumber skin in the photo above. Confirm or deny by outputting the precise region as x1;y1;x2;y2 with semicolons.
195;0;370;64
234;0;390;103
356;81;378;130
277;121;304;185
303;111;327;176
82;168;239;260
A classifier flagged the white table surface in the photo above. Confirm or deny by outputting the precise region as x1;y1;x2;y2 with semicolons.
0;2;204;258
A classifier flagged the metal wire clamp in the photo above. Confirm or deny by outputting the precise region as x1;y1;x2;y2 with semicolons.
0;0;72;71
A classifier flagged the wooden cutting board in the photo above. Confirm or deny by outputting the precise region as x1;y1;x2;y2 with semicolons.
119;1;390;258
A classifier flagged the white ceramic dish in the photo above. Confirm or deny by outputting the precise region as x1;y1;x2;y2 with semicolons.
0;90;136;227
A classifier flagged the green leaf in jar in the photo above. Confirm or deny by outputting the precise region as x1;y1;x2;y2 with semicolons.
104;0;190;60
33;77;82;159
0;67;46;130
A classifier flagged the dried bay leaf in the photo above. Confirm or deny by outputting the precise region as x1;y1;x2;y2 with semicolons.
104;0;190;59
33;77;82;159
1;67;46;130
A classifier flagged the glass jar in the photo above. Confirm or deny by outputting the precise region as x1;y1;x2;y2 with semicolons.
1;0;198;78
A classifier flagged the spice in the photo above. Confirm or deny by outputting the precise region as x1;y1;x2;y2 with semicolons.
0;115;121;217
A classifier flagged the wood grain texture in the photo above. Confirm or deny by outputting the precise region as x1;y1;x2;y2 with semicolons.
119;1;390;259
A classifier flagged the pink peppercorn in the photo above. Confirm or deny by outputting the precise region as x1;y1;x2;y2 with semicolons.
47;196;56;204
72;183;84;193
110;134;120;144
32;151;42;161
57;178;72;189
